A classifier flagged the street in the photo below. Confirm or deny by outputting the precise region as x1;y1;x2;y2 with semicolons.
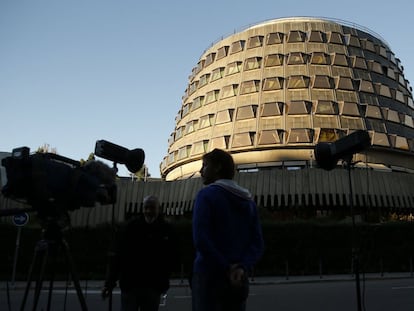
2;275;414;311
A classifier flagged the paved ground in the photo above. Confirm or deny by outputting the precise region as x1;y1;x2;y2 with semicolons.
2;271;413;291
2;273;414;311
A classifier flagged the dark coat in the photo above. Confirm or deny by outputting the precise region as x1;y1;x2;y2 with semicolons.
106;216;177;293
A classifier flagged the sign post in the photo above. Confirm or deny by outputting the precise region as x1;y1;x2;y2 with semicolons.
11;212;29;287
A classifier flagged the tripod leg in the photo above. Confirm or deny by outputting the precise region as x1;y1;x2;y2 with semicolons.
61;240;88;311
31;243;49;311
46;256;56;311
20;247;39;311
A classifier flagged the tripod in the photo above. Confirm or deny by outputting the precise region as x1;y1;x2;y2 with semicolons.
20;221;88;311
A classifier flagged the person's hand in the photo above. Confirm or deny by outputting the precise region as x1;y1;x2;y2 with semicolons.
101;286;112;300
229;264;245;287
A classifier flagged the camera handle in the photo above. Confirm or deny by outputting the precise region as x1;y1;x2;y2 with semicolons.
20;226;88;311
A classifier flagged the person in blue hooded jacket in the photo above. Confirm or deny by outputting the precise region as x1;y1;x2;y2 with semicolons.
191;148;264;311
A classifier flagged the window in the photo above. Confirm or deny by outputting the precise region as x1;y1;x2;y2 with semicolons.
287;30;305;42
374;83;392;98
221;84;238;98
360;39;376;52
367;61;383;74
211;67;225;81
385;67;396;80
408;97;414;109
265;54;284;67
182;104;191;116
340;102;360;116
191;96;204;110
366;119;386;132
240;80;260;94
226;61;242;75
244;57;262;70
262;77;284;91
394;136;409;150
287;75;310;88
205;90;220;104
199;114;215;128
288;100;312;114
261;102;284;116
357;80;375;93
404;115;414;127
192;140;208;155
167;152;175;164
372;132;390;146
310;52;330;65
335;76;354;90
236;105;257;120
216;109;234;124
331;53;348;66
204;53;216;67
344;34;360;47
328;32;343;44
288;129;313;143
266;32;284;45
288;52;308;64
175;126;184;139
387;109;400;123
194;60;205;75
177;145;191;160
359;93;378;105
308;30;325;42
351;56;367;69
230;40;245;54
258;130;284;145
185;120;198;134
199;74;210;87
317;128;342;142
210;136;230;149
232;132;254;147
314;100;337;114
216;46;229;60
365;105;382;119
247;35;263;49
312;75;333;89
376;45;388;58
189;81;198;94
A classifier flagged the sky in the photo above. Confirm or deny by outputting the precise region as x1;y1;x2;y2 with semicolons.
1;0;414;178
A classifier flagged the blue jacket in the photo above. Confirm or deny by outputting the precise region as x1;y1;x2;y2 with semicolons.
192;179;264;275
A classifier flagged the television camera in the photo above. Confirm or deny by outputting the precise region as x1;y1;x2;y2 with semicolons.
1;141;145;223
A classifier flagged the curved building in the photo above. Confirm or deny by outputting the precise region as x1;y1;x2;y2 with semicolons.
161;17;414;181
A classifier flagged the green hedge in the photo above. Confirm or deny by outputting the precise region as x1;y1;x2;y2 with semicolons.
1;221;414;281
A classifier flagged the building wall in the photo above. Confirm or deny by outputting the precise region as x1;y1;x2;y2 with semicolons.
161;17;414;180
67;168;414;227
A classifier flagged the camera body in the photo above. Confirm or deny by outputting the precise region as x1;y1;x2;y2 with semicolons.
1;147;117;220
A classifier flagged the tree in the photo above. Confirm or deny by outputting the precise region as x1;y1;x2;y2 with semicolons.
130;164;150;181
36;143;57;154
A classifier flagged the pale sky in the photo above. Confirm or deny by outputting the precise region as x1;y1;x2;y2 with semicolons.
1;0;414;177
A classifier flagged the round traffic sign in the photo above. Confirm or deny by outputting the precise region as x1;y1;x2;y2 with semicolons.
12;212;29;226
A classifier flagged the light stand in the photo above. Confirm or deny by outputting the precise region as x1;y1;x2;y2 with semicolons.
343;154;362;311
314;130;371;311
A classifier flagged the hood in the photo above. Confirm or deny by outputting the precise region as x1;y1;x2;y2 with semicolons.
212;179;252;200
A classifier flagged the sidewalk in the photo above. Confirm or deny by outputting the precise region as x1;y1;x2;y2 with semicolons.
1;272;413;291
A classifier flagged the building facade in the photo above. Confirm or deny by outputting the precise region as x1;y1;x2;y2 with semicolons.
161;17;414;180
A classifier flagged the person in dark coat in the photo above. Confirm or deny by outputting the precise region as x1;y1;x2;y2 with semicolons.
191;148;264;311
102;195;177;311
